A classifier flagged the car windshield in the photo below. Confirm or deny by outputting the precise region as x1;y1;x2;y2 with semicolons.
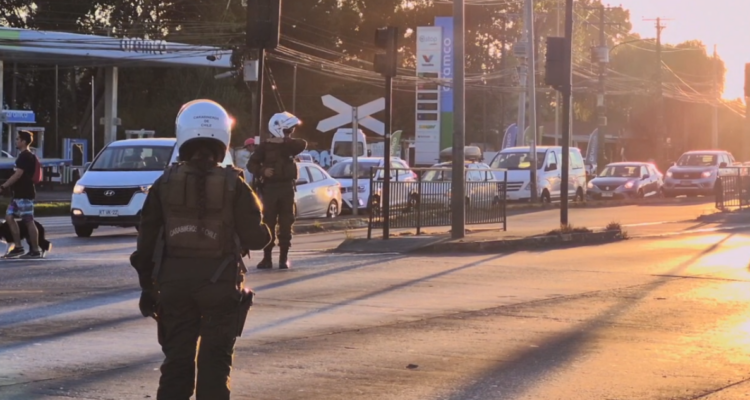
333;142;365;157
423;168;452;181
90;145;174;171
422;164;475;181
490;152;545;170
599;165;641;178
677;154;717;167
328;161;379;179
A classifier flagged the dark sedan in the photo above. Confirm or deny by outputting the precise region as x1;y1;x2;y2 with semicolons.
587;162;664;200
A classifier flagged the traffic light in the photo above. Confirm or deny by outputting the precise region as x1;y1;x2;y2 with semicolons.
374;27;399;77
544;36;566;91
246;0;282;50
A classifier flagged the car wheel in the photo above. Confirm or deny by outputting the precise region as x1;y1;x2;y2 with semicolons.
74;225;94;238
326;200;339;218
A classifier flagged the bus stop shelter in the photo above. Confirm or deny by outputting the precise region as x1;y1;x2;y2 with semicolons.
0;26;233;152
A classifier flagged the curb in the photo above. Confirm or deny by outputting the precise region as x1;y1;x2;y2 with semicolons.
294;218;368;234
413;229;625;254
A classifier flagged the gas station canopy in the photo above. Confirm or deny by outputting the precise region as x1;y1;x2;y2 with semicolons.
0;26;233;68
0;26;236;151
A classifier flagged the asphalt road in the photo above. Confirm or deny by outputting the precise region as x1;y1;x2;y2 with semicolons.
3;200;748;399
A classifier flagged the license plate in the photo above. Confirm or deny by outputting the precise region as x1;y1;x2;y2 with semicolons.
99;210;119;217
601;192;613;197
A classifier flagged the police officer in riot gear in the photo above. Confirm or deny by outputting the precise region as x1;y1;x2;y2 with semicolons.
248;112;307;270
130;99;271;400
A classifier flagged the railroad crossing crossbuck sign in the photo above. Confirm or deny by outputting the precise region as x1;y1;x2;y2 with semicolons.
316;95;385;135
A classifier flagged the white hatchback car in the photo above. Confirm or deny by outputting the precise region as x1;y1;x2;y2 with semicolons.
294;162;342;219
70;138;234;237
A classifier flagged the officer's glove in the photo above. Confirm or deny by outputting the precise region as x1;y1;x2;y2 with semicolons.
139;290;158;319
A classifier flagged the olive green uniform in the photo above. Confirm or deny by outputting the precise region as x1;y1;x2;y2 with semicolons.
130;163;271;400
247;137;307;268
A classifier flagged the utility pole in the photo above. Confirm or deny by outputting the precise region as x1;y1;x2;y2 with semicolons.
744;63;750;162
499;18;507;150
711;44;719;149
583;3;621;174
525;0;539;202
451;0;467;239
644;17;669;165
245;0;282;142
555;0;562;145
597;4;607;174
515;42;528;146
292;64;298;114
561;0;573;226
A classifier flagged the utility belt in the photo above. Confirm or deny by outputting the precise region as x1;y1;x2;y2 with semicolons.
151;230;254;338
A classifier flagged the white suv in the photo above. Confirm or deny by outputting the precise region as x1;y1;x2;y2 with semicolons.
70;138;234;237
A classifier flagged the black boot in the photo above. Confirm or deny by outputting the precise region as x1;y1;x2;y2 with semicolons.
278;247;290;270
257;248;273;269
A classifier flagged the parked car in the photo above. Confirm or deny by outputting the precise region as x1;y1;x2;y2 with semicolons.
662;150;735;197
488;146;587;203
70;138;234;238
587;162;663;199
295;151;315;163
294;162;342;219
329;157;417;213
420;161;501;207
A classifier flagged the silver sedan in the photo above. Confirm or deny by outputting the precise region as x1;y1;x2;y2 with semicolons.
294;162;343;219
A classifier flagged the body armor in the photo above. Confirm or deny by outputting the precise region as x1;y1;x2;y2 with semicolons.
262;142;297;183
159;163;239;259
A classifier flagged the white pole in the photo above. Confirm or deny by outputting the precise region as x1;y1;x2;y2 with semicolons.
527;0;539;202
352;107;359;216
91;75;95;160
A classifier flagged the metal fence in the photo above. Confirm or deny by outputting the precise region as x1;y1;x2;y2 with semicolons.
716;166;750;210
366;167;508;238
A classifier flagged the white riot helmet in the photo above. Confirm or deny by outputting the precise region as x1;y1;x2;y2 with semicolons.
268;111;301;138
175;99;233;161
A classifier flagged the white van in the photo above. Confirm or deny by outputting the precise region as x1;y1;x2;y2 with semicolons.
488;146;587;203
330;128;367;166
70;138;234;237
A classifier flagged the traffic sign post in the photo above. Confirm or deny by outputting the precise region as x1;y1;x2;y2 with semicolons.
352;107;360;216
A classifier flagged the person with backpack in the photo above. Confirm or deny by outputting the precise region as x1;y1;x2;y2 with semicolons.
0;130;45;259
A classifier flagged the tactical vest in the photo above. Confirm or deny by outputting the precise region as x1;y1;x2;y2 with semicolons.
262;143;297;182
159;163;239;259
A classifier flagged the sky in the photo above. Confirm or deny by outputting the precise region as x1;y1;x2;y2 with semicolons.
620;0;748;100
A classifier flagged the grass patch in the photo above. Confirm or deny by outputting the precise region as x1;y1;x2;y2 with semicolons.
605;221;622;231
546;224;592;236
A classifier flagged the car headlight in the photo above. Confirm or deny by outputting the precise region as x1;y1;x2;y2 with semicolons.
587;181;594;189
139;185;152;193
666;171;673;178
702;171;711;178
624;181;635;189
73;184;85;194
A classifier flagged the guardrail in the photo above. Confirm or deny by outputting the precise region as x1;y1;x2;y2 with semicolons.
366;167;508;238
716;166;750;210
